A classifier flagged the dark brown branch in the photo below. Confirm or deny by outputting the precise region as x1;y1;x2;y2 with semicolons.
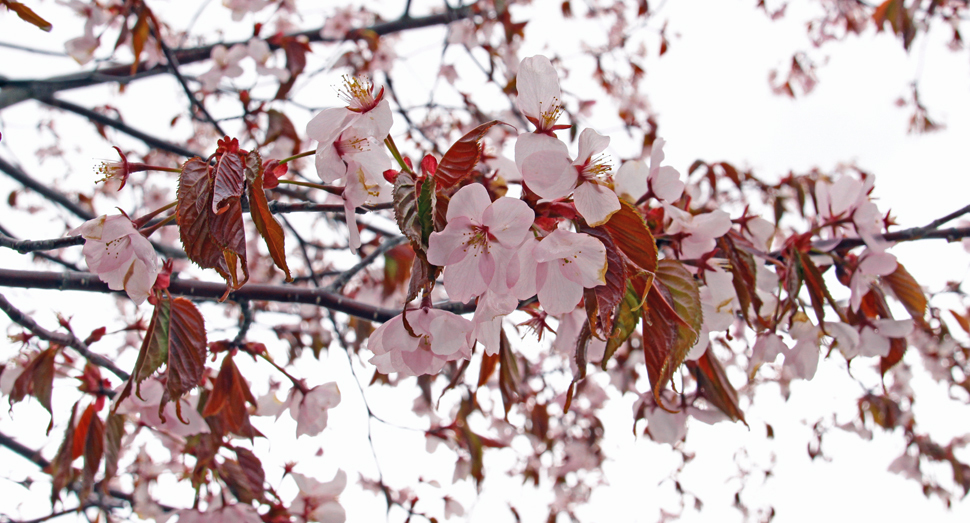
0;5;478;110
0;293;130;381
831;226;970;250
40;97;201;158
0;225;81;271
149;22;226;136
0;269;477;321
0;156;95;220
0;233;84;254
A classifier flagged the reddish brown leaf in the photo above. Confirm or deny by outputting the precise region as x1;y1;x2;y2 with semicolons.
245;151;292;281
642;260;702;400
178;157;249;299
795;249;837;324
213;150;245;215
10;347;56;429
880;337;907;376
498;330;521;418
114;298;171;411
688;348;745;423
436;121;511;189
602;199;658;275
1;0;52;32
581;226;626;338
81;409;105;501
602;282;642;370
49;403;79;504
263;109;300;152
163;297;207;422
718;235;763;325
950;309;970;335
202;353;259;438
881;262;926;321
221;447;265;503
102;412;125;491
129;8;150;75
382;243;414;298
477;350;499;388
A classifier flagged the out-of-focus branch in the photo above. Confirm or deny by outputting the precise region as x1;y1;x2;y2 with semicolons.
325;235;407;293
0;233;84;253
0;269;477;321
0;4;479;110
831;226;970;250
40;97;201;158
0;293;130;381
149;23;226;136
0;156;95;220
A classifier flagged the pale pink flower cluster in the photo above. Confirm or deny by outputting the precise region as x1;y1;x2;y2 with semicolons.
614;138;685;204
306;76;393;253
71;214;160;305
199;39;290;92
514;56;621;227
367;308;474;376
816;173;891;252
63;0;111;65
663;204;733;259
258;383;342;437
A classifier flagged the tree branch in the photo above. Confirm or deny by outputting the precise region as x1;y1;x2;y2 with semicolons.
0;293;130;381
0;233;84;254
0;5;479;110
0;157;95;220
39;97;201;158
325;235;407;293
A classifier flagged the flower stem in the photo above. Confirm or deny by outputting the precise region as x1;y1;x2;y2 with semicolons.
258;353;308;393
279;150;316;164
278;179;344;195
384;136;413;174
133;201;178;229
139;213;177;238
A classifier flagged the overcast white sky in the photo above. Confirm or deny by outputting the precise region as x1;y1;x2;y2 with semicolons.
1;0;970;522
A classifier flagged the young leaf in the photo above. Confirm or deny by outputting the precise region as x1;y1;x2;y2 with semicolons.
498;330;521;418
718;235;763;325
688;348;746;423
794;249;833;324
129;8;150;75
881;262;926;321
102;412;126;491
162;297;207;422
601;283;642;370
581;226;626;338
202;353;260;438
80;408;105;502
244;151;292;281
178;157;249;299
435;121;511;189
212;149;245;215
602;199;658;275
880;337;907;376
10;346;56;430
642;259;702;400
393;171;424;253
417;176;437;248
1;0;52;32
48;403;79;504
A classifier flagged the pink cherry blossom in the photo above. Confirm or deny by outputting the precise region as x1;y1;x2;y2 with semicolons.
280;383;341;437
177;501;262;523
224;0;270;21
427;183;535;303
533;229;607;315
248;38;290;82
834;319;913;359
367;309;474;376
306;76;392;145
614;138;685;203
748;332;788;377
816;174;891;252
849;249;897;312
784;313;822;380
290;470;347;523
199;44;248;92
662;204;733;259
113;378;209;437
70;214;160;304
515;55;566;133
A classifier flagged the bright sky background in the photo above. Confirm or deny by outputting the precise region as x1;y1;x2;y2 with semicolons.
1;0;970;522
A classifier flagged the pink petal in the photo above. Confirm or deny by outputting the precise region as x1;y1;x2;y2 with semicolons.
446;183;492;223
481;197;535;247
315;143;348;183
651;165;684;202
575;128;609;161
427;216;476;266
572;181;620;227
514;56;562;127
613;160;648;203
514;132;568;170
521;150;575;200
442;247;489;303
306;107;356;145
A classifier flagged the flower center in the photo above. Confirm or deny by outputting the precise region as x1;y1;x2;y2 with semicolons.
337;75;383;113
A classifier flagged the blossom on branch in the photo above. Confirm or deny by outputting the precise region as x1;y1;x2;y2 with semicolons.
290;470;347;523
533;229;607;315
281;382;341;438
70;214;160;304
515;55;568;134
367;309;474;376
614;138;685;203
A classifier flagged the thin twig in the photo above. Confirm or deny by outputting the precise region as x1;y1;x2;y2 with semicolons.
39;97;200;158
280;215;321;287
231;299;255;347
325;235;407;293
0;293;130;381
150;22;227;136
0;156;95;220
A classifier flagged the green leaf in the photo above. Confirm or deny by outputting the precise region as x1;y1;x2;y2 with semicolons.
417;177;436;248
601;282;642;370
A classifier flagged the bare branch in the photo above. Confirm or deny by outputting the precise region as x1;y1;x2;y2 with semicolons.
0;156;95;220
40;97;201;158
0;232;84;254
0;5;478;110
0;293;130;381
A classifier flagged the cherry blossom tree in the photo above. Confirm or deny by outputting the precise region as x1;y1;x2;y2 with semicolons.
1;1;970;522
